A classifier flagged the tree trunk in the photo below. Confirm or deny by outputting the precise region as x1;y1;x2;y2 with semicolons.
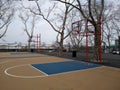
94;24;101;61
57;34;64;56
28;38;32;52
58;45;63;56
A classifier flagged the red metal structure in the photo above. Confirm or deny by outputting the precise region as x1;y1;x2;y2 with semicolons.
72;18;102;63
31;34;41;52
36;34;41;52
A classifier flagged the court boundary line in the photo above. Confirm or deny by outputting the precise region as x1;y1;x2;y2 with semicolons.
4;64;48;78
31;61;103;76
46;65;104;77
29;64;49;76
4;63;104;78
10;52;37;54
30;59;72;65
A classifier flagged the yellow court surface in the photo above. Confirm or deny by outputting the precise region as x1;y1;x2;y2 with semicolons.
0;52;120;90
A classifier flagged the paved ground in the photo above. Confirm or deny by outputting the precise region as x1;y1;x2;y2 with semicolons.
0;52;120;90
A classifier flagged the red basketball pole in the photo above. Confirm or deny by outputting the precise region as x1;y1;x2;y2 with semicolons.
86;20;89;61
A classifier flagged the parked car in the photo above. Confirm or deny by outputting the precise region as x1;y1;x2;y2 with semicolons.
112;50;120;55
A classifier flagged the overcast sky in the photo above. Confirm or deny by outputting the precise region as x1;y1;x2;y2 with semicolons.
0;0;58;45
0;0;119;45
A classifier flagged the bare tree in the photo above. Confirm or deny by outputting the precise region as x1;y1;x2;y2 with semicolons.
65;8;85;51
112;4;120;37
101;2;114;52
69;22;85;51
102;2;120;52
19;11;37;52
0;0;14;39
28;0;73;56
55;0;104;62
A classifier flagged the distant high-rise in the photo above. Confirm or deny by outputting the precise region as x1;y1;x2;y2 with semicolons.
115;36;120;51
119;36;120;51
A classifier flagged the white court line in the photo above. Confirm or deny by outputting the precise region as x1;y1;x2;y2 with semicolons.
28;60;106;77
46;65;104;77
2;56;71;78
4;60;71;78
3;56;118;79
29;64;48;76
4;63;104;78
4;64;47;78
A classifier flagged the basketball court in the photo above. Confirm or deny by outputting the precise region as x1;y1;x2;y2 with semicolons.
0;52;120;90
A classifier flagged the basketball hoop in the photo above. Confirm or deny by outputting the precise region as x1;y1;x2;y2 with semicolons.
71;19;94;61
71;17;103;63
